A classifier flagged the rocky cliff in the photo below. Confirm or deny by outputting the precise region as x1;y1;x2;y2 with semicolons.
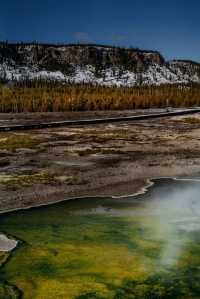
0;43;200;86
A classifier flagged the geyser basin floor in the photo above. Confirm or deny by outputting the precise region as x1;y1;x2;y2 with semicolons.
0;179;200;298
1;113;200;213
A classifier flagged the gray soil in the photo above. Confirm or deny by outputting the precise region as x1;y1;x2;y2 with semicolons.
0;110;200;213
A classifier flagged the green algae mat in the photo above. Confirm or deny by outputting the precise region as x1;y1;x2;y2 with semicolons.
1;179;200;298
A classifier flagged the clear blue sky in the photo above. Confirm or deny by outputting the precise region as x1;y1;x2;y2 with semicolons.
1;0;200;61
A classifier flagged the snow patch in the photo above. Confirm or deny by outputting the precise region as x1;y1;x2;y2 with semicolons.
0;62;200;86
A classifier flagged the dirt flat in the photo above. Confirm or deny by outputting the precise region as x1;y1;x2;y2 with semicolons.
0;111;200;212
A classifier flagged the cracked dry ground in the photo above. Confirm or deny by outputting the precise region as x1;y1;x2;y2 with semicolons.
0;114;200;212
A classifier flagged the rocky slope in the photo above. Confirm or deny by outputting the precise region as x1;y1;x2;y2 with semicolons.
0;43;200;86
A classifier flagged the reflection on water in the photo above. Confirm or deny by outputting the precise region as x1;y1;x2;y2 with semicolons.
1;178;200;298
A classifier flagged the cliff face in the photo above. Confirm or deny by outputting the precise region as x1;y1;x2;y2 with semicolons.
0;44;164;70
0;43;200;86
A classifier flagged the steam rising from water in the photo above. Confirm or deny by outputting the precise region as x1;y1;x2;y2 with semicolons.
144;182;200;266
72;178;200;268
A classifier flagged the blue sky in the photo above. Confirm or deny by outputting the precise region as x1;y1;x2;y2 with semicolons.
1;0;200;61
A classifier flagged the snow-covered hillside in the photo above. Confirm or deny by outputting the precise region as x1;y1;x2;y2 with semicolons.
0;43;200;86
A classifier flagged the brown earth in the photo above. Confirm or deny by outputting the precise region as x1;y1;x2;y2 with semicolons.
0;111;200;213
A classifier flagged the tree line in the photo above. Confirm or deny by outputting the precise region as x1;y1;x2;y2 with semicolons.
0;80;200;113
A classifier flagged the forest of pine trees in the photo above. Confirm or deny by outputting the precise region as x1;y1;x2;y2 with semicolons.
0;80;200;113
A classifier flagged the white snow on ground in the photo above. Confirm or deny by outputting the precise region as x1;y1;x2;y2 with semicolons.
0;62;200;86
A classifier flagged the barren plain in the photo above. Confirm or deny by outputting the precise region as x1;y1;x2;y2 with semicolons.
0;111;200;213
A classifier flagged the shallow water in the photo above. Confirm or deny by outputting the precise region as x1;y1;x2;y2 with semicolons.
0;178;200;298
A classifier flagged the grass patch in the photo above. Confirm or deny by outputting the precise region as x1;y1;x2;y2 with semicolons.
0;171;58;190
0;170;85;190
0;134;41;152
181;117;200;124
